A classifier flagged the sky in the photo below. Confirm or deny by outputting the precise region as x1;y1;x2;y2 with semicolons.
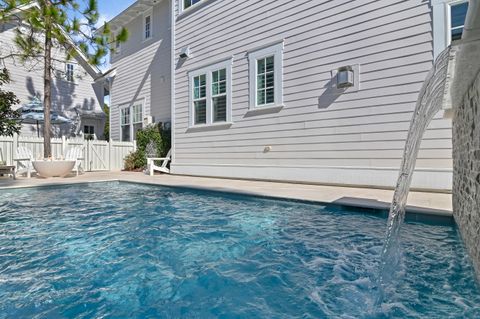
97;0;136;26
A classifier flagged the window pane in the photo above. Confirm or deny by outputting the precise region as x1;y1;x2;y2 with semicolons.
194;87;200;99
133;123;142;140
194;76;200;87
200;74;206;86
218;81;226;94
257;58;265;73
266;72;274;88
213;96;227;122
266;56;274;72
200;86;206;98
212;83;219;96
122;125;130;142
452;27;464;41
219;68;226;81
212;70;219;82
194;100;207;124
451;2;468;28
257;75;265;90
266;88;275;104
257;89;265;105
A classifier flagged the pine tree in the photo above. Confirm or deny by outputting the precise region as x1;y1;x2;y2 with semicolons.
0;0;127;157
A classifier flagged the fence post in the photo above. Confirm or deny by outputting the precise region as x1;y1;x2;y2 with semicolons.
108;139;112;171
62;136;66;157
12;133;18;164
133;140;137;152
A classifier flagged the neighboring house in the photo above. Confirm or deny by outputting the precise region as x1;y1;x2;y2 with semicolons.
105;0;171;142
0;10;107;139
107;0;469;190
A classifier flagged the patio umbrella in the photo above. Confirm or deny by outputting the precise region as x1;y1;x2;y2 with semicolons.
18;97;72;137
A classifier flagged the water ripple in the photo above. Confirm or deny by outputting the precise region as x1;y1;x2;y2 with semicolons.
0;182;478;318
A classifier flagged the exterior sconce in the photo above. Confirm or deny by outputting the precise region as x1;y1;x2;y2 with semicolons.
336;66;354;88
179;46;191;59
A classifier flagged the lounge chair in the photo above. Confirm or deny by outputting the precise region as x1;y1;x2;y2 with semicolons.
146;149;171;176
65;146;84;176
14;146;35;178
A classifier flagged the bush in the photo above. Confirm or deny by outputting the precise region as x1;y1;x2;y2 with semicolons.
123;123;171;171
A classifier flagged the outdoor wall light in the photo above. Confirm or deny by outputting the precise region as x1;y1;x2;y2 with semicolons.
336;66;354;88
179;46;191;59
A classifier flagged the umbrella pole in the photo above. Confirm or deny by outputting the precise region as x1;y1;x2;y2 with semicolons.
37;121;39;138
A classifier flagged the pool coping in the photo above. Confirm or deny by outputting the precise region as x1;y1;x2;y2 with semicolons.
0;177;454;225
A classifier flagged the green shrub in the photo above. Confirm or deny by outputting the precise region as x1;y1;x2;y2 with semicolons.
123;123;171;171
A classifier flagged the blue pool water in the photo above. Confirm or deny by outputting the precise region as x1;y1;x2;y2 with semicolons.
0;182;478;318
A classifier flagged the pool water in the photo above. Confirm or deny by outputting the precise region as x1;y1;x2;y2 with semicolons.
0;182;478;318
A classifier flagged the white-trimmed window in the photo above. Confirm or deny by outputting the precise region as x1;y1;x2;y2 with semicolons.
183;0;203;11
248;42;284;109
115;37;121;55
66;63;74;82
120;102;144;142
144;10;152;40
448;1;468;43
132;103;143;138
121;107;131;142
189;59;232;127
432;0;469;59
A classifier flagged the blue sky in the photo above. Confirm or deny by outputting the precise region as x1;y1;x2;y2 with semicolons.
97;0;136;25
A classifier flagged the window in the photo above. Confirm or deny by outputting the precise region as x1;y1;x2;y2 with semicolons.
121;103;143;142
189;59;232;127
193;74;207;125
432;0;469;59
83;125;95;140
66;63;74;82
449;1;468;42
121;107;131;142
248;41;284;109
144;12;152;40
183;0;202;10
212;69;227;122
132;103;143;139
256;56;275;106
115;38;121;54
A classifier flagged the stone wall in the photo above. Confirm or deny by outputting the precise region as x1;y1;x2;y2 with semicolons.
453;70;480;280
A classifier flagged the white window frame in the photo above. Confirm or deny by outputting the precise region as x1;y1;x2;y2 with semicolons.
432;0;469;59
114;36;121;55
65;62;75;82
188;58;233;128
248;41;284;110
120;101;144;142
446;0;468;44
181;0;204;12
143;9;153;41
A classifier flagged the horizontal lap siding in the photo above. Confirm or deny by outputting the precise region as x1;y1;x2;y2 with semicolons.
1;24;102;136
173;0;452;188
110;0;171;140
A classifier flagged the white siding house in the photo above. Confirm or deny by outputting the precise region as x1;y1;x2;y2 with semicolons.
169;0;470;191
0;20;107;139
106;0;172;142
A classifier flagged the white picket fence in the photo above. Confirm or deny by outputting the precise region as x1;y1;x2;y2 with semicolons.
0;135;136;171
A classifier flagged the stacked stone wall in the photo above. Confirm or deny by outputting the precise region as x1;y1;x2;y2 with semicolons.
453;70;480;280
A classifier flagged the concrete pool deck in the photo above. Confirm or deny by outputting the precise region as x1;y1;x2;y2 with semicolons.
0;171;452;219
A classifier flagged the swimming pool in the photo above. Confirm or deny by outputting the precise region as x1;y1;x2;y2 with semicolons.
0;182;478;318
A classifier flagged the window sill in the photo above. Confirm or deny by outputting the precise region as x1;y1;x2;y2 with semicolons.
245;105;284;117
186;122;233;132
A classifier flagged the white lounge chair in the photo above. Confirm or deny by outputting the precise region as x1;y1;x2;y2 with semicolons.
147;149;171;176
14;146;35;178
65;146;84;176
